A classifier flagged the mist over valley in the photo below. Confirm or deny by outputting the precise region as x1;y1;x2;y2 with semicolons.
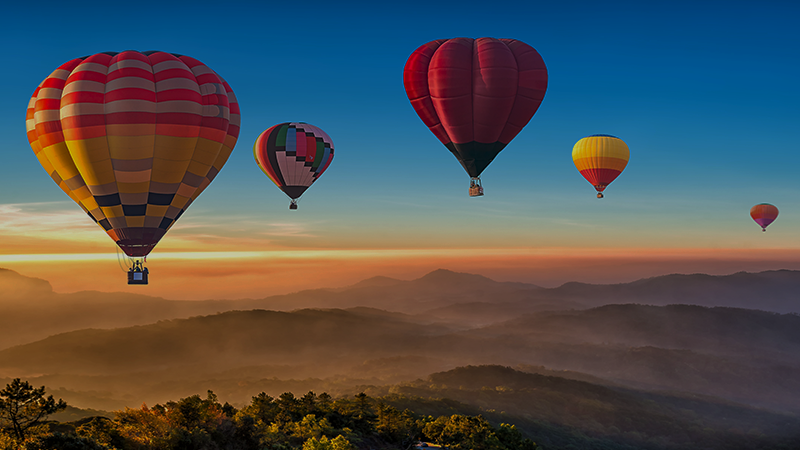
2;267;800;448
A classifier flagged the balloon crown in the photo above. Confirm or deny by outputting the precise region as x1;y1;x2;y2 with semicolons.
79;51;184;58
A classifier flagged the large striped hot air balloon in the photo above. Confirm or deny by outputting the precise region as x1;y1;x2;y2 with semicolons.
26;51;240;268
253;123;334;209
572;135;629;198
404;37;548;196
750;203;778;232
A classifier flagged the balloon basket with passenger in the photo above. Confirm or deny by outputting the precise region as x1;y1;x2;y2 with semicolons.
595;186;606;199
127;259;149;285
117;248;149;285
469;177;484;197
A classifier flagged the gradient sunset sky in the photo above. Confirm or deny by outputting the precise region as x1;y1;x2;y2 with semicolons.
1;1;799;299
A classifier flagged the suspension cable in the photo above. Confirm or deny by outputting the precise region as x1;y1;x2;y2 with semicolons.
116;246;135;272
116;246;127;272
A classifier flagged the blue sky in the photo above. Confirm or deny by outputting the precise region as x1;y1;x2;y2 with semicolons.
1;1;799;297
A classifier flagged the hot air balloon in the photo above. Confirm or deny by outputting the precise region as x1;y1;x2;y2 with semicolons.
572;135;629;198
26;51;240;283
253;123;334;209
750;203;778;232
403;37;548;196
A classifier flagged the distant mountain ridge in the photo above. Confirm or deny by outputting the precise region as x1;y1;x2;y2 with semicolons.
485;304;800;356
0;267;52;299
2;267;800;348
546;270;800;312
0;268;543;349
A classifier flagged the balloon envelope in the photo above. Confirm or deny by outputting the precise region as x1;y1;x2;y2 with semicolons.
750;203;778;231
572;135;629;198
403;37;548;178
253;122;334;202
26;51;240;256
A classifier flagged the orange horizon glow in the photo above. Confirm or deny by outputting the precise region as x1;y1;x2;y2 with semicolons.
4;201;800;300
3;246;800;301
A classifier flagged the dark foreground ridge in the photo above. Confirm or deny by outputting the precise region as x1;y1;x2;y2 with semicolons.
8;366;800;450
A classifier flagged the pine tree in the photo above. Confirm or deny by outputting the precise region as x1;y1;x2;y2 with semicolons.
0;379;67;441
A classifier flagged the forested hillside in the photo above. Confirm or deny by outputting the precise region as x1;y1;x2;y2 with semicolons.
376;365;800;449
4;367;800;449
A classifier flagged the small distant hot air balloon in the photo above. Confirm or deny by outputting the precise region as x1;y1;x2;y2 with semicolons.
404;37;548;196
750;203;778;232
572;135;629;198
253;123;334;209
26;51;240;284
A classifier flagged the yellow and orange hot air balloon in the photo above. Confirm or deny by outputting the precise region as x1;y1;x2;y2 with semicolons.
572;135;629;198
750;203;778;232
26;51;240;282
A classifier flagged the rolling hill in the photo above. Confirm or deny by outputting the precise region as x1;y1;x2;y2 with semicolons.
378;365;800;450
2;304;800;413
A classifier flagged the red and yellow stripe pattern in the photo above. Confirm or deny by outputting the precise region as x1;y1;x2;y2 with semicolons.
572;135;629;197
26;51;240;256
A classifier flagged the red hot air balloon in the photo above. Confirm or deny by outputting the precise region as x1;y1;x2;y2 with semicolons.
750;203;778;232
404;37;548;196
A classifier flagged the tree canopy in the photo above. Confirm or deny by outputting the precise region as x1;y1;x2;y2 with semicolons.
0;378;67;442
0;379;537;450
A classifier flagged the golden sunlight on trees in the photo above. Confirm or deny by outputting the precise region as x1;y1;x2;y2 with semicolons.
0;383;541;450
302;434;355;450
423;415;537;450
0;378;67;444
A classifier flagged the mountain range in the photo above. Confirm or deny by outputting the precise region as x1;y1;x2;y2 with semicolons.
2;267;800;350
2;266;800;447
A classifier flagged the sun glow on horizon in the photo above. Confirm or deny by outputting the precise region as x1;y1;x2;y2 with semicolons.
3;246;800;264
3;246;800;301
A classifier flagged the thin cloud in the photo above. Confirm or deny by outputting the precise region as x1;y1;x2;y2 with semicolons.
551;219;598;228
167;217;320;243
0;202;101;242
259;222;317;238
